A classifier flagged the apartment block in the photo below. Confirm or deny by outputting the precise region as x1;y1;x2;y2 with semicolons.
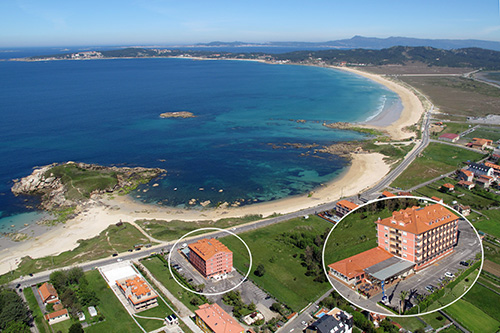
188;238;233;278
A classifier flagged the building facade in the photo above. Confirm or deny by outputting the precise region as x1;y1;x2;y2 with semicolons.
375;204;459;268
38;282;59;305
116;275;158;311
335;200;359;217
188;238;233;278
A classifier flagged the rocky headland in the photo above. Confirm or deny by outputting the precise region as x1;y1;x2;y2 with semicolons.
12;162;166;210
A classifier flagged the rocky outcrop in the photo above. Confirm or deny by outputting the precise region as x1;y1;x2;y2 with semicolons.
160;111;196;118
12;162;166;210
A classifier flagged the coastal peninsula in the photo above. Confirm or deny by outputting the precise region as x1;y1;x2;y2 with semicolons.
11;162;166;210
160;111;196;118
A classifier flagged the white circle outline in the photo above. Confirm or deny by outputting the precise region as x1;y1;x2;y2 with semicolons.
167;227;253;296
321;195;484;317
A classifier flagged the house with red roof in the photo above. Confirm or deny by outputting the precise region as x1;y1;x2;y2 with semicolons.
380;191;396;198
440;183;455;192
476;175;494;188
438;133;460;143
45;309;69;325
431;196;443;203
38;282;59;305
335;200;359;217
116;275;158;311
458;169;474;182
457;180;475;190
467;138;493;150
195;303;244;333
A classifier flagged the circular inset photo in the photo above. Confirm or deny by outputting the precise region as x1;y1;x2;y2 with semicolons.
168;227;252;296
322;196;483;316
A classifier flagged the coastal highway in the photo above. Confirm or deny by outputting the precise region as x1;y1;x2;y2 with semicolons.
8;99;435;299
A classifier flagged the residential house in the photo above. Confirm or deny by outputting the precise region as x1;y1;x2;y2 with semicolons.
484;162;500;177
458;169;474;182
468;138;493;150
440;183;455;192
438;133;460;143
45;309;69;325
116;275;158;312
335;200;359;217
453;204;471;216
306;308;353;333
189;238;233;279
380;191;396;198
476;175;494;188
38;282;59;305
457;180;475;190
195;303;244;333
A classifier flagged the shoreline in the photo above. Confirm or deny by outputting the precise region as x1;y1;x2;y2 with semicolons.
0;60;425;275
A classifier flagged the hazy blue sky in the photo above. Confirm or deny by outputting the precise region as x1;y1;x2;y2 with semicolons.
1;0;499;47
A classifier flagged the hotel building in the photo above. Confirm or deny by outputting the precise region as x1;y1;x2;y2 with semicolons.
188;238;233;278
375;203;459;268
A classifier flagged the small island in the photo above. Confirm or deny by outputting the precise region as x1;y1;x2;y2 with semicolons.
160;111;196;118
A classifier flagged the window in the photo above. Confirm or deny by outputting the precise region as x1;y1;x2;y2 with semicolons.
403;239;407;244
384;226;389;230
403;253;407;258
384;233;388;237
385;240;388;244
403;231;407;236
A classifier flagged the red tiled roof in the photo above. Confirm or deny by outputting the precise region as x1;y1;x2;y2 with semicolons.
375;204;459;235
196;303;244;333
485;162;500;171
189;238;231;261
458;180;474;186
381;191;396;197
328;247;393;279
431;196;442;202
38;283;58;303
44;309;68;320
442;183;454;189
336;200;359;211
460;169;474;177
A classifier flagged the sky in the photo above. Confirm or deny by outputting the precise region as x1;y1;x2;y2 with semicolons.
1;0;500;47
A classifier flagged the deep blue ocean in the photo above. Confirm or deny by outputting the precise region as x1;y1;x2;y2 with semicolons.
0;53;399;232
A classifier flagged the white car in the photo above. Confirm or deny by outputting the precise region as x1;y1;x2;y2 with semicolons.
444;272;455;278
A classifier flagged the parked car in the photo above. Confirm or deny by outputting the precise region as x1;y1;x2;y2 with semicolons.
425;285;435;292
460;261;469;266
112;253;118;257
445;272;455;279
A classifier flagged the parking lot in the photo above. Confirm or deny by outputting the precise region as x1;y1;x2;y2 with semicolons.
331;218;482;314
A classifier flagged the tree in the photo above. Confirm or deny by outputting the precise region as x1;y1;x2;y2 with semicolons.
0;290;31;330
49;270;67;293
3;321;30;333
67;267;84;285
68;323;84;333
190;297;201;306
399;290;409;315
270;302;282;314
254;264;266;277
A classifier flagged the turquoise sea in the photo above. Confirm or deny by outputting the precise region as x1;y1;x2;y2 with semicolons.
0;56;400;232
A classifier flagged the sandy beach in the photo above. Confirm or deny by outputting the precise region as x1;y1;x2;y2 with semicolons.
0;66;425;275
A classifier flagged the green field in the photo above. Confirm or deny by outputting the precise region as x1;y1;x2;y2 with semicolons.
392;316;427;331
463;126;500;142
414;178;500;210
48;164;119;200
219;216;333;312
141;256;206;312
432;122;472;137
0;223;152;285
444;299;500;332
474;210;500;238
391;142;485;189
462;281;500;321
323;209;389;265
84;269;142;333
426;269;479;311
136;214;264;241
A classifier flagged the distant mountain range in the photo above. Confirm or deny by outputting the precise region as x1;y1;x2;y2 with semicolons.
194;36;500;52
